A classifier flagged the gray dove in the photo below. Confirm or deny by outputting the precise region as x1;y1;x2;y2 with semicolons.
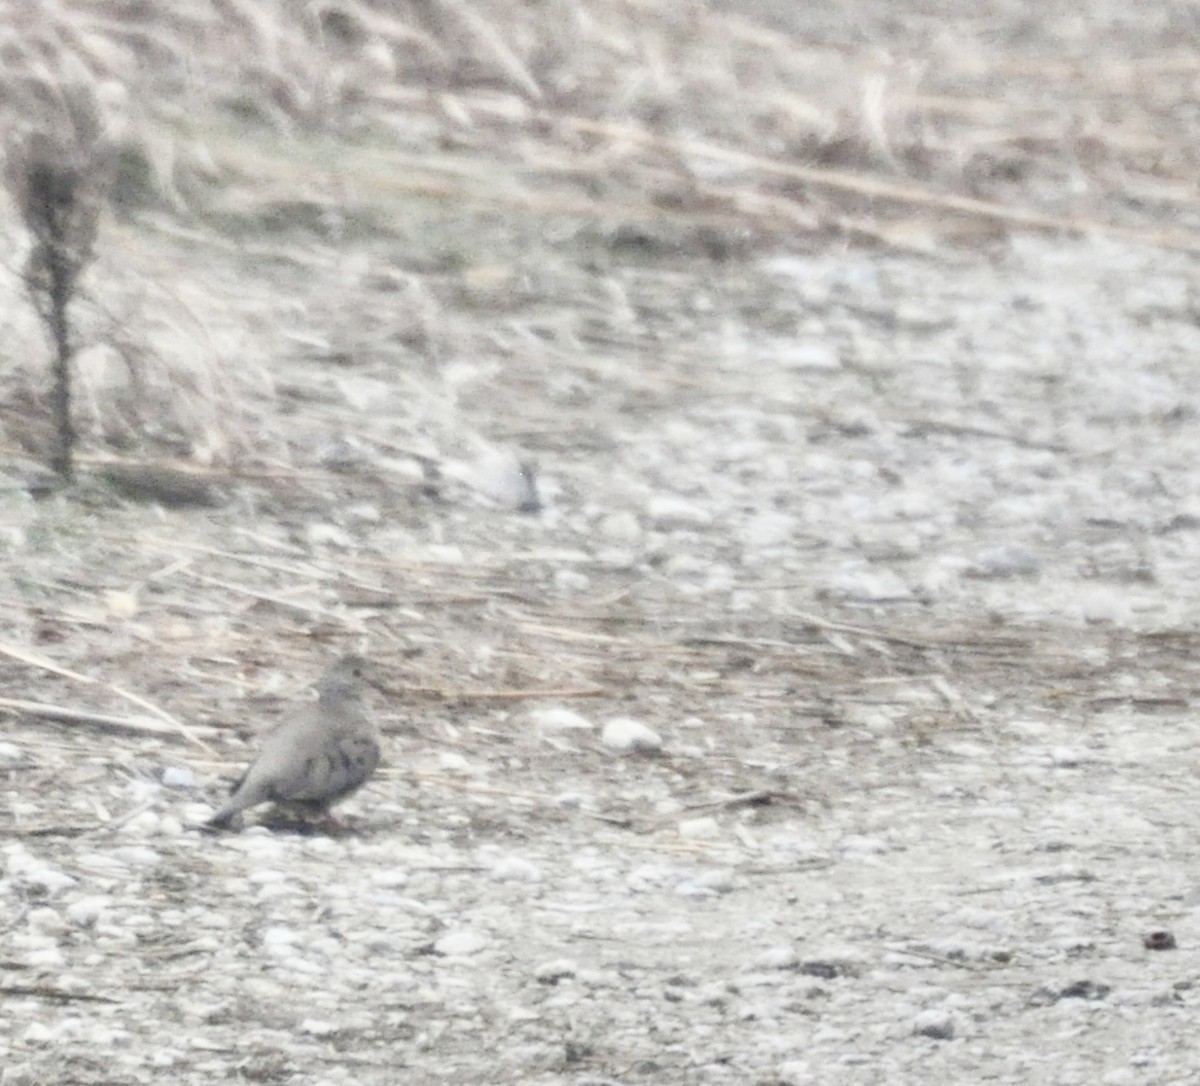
206;655;382;830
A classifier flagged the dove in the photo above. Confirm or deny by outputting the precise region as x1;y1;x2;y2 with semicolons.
206;654;382;830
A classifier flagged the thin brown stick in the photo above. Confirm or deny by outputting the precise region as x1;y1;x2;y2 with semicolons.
553;114;1200;253
405;685;606;702
0;695;219;744
0;985;120;1004
182;570;358;624
0;644;217;753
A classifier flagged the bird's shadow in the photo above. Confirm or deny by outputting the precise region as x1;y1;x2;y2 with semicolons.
200;812;384;838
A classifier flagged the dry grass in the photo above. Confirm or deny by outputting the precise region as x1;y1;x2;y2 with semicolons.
1;0;1196;467
0;1;1197;469
0;1;1197;237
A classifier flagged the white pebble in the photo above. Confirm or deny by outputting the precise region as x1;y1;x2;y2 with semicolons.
741;511;796;550
781;340;840;370
306;523;353;548
347;502;382;524
533;959;578;984
692;868;738;893
838;835;889;860
370;870;410;889
435;930;488;957
777;1059;814;1085
22;1022;54;1045
529;706;594;731
26;906;66;934
970;545;1041;579
1051;746;1090;768
471;448;539;511
299;1019;340;1037
22;944;65;968
553;569;590;593
678;816;721;840
0;741;23;764
912;1008;957;1041
647;494;713;530
598;510;642;543
66;897;107;928
161;766;195;788
124;811;161;836
602;717;663;753
491;856;542;882
24;867;78;894
757;944;802;970
438;751;479;774
824;560;912;602
262;927;298;951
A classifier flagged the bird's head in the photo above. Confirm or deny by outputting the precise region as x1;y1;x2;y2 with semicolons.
320;654;387;699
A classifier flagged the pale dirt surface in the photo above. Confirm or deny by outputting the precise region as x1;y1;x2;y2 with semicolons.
5;3;1200;1086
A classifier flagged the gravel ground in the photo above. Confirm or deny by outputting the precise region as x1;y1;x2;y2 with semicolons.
3;228;1200;1086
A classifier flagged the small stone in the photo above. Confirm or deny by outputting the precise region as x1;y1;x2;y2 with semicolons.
554;569;590;592
777;1059;814;1085
757;944;801;970
110;846;161;867
826;564;911;602
602;717;663;753
124;811;161;836
26;906;66;934
598;511;642;543
306;523;355;548
22;1022;54;1045
692;868;738;893
347;503;382;524
299;1019;340;1037
262;927;298;951
471;449;541;512
1050;746;1090;768
492;856;541;882
529;706;594;732
438;751;480;774
912;1008;956;1040
66;897;107;928
780;341;839;370
23;867;78;894
534;959;577;985
435;930;488;957
371;870;410;889
161;766;195;788
741;512;795;550
647;494;713;530
0;742;24;764
678;816;721;840
838;835;889;860
968;545;1041;579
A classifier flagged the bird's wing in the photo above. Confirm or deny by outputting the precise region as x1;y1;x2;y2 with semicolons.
271;730;381;805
